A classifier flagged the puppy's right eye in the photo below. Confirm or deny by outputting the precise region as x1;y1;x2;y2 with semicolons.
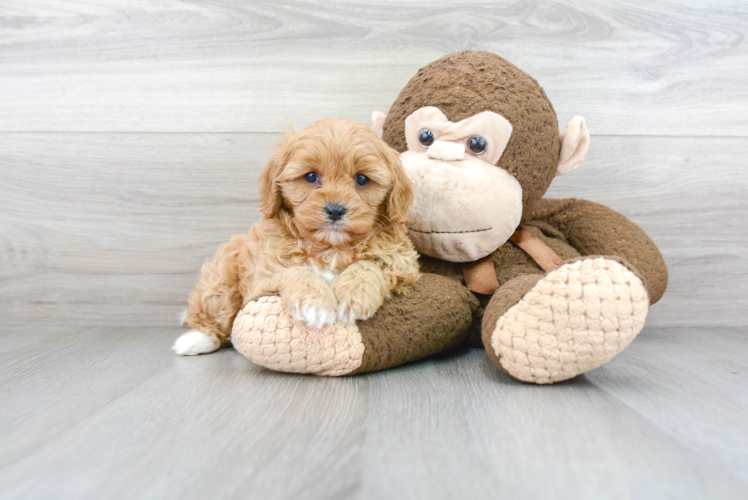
419;129;434;147
304;172;319;184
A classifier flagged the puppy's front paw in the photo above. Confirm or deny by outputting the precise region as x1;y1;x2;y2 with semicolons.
332;278;384;324
172;331;220;355
297;304;338;329
282;288;338;330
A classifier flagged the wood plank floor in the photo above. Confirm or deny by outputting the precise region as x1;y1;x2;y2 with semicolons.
1;326;746;500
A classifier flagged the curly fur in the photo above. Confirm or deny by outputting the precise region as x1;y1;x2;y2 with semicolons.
176;118;420;352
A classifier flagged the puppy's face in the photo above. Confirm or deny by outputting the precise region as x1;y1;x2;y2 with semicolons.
259;119;413;247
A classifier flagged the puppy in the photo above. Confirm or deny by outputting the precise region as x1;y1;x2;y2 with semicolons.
173;118;420;355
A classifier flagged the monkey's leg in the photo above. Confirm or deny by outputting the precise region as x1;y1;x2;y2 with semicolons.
481;256;649;384
232;274;474;376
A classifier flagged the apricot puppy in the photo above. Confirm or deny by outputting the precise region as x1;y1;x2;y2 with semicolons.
173;119;419;355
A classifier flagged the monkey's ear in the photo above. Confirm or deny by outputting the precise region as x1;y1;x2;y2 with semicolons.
258;147;286;219
557;116;590;176
371;111;386;138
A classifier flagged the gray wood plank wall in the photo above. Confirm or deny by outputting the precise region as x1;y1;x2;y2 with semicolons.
1;0;747;327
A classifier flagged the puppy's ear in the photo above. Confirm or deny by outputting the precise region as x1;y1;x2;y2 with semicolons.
258;147;286;219
382;145;414;224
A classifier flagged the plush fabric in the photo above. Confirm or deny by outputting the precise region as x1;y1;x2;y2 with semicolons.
423;140;466;161
232;296;365;376
380;50;667;382
232;274;473;376
350;273;474;374
422;223;586;347
557;116;590;176
371;111;386;138
382;50;560;214
403;106;513;166
463;256;500;294
508;226;564;272
484;257;649;384
402;149;523;263
528;198;668;303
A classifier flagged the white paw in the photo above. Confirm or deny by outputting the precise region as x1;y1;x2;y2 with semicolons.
172;331;220;356
292;304;337;329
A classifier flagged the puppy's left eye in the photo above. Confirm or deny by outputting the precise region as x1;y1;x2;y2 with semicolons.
304;172;319;184
355;174;370;187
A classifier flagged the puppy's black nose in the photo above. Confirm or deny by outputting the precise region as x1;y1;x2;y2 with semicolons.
325;203;347;222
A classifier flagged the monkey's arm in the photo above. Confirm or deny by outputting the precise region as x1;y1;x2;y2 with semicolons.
529;198;668;304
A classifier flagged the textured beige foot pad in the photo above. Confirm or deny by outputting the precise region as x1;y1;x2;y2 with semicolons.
491;257;649;384
231;296;365;376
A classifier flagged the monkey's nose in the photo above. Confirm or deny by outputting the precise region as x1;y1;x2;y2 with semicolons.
427;140;465;161
325;203;347;222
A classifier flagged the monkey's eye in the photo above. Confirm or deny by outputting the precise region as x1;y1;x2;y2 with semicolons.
355;174;370;187
468;136;487;154
419;129;434;147
304;172;319;184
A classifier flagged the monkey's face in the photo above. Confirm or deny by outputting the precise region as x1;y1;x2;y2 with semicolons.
401;107;523;262
375;52;591;263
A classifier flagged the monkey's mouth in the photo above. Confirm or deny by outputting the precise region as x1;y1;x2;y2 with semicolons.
408;226;492;235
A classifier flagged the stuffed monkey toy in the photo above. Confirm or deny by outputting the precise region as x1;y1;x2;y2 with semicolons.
232;50;668;384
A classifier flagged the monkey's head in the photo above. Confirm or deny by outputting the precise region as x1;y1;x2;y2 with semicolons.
371;51;589;263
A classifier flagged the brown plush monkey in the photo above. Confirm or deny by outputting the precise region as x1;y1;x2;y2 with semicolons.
372;50;668;383
232;51;667;384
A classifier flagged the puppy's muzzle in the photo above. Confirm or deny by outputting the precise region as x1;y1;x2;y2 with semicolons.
325;203;347;222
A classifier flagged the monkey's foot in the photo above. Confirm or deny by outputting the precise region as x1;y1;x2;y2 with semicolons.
232;274;473;376
484;257;649;384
